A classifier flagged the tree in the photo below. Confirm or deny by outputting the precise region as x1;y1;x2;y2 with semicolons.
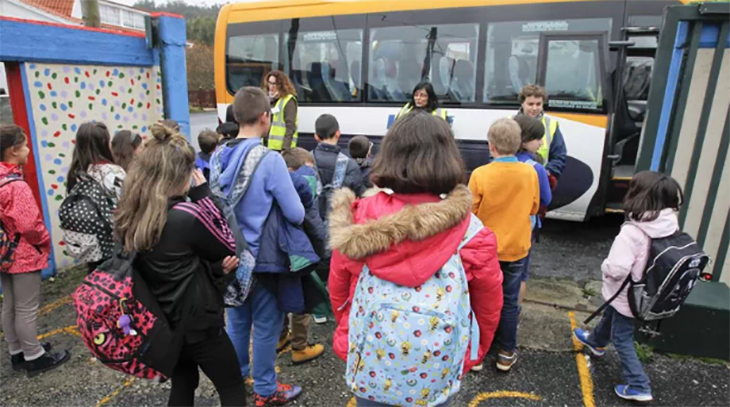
186;45;215;90
134;1;219;46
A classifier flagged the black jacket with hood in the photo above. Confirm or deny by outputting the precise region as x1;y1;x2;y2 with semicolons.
135;184;235;343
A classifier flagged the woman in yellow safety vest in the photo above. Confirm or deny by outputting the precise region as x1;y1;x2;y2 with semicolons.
395;81;448;121
264;70;298;151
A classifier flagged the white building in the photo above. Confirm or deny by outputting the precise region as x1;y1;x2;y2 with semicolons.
0;0;150;93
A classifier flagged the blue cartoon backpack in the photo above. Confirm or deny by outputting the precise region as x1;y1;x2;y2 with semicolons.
345;215;483;407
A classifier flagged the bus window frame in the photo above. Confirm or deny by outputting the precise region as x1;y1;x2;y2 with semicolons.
281;15;367;103
536;31;611;115
225;20;284;96
365;7;486;106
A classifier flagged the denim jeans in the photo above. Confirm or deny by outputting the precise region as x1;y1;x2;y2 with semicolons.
588;306;651;392
496;258;526;352
227;283;285;397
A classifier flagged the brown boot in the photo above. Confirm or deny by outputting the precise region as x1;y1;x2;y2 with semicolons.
291;344;324;365
277;331;291;353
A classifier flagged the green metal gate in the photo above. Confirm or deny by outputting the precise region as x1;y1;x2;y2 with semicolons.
638;2;730;285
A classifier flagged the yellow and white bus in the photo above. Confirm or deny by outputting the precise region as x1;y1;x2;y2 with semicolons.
214;0;686;221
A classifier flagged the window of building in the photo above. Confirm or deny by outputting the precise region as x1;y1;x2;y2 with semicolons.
121;10;146;30
99;5;121;26
368;23;479;103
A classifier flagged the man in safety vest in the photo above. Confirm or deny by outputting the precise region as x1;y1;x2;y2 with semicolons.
265;70;298;152
513;85;568;188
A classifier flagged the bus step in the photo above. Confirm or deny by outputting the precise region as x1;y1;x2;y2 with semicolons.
605;202;625;214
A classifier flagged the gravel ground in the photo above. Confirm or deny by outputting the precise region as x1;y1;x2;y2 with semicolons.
1;219;728;407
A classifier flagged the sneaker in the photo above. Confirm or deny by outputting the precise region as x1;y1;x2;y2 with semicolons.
496;350;517;372
10;343;52;371
615;384;653;402
254;382;302;406
26;350;70;378
277;331;291;353
291;344;324;365
470;363;484;372
312;315;327;324
573;328;606;357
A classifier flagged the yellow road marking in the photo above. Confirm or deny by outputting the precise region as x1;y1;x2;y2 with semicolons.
37;325;78;340
96;377;136;407
569;311;596;407
348;390;541;407
39;295;72;316
469;391;542;406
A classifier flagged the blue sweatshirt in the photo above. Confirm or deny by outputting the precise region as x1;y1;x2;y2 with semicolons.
216;137;304;257
516;151;552;207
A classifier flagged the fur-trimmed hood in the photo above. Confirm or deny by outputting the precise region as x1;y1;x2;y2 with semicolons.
328;185;473;287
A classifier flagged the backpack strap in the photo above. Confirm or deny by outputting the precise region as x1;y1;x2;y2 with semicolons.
332;152;349;189
584;275;632;324
209;143;270;208
313;150;350;194
457;214;484;361
0;174;22;189
458;214;484;251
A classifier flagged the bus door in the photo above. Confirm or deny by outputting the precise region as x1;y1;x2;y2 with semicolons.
605;24;661;212
534;31;611;220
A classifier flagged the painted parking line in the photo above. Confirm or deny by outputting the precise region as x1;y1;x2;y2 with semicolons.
348;390;542;407
96;377;136;407
0;295;73;341
568;311;595;407
39;295;72;316
468;391;542;406
37;325;79;340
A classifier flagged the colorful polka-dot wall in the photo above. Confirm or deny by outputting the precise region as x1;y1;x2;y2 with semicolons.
26;63;164;269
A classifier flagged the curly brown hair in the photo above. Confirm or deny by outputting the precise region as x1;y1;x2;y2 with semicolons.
264;70;297;98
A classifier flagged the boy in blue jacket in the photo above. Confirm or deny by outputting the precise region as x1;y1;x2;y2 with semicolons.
212;87;304;406
277;147;327;365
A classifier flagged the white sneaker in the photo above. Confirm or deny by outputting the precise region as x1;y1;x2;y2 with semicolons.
470;363;484;372
313;315;327;324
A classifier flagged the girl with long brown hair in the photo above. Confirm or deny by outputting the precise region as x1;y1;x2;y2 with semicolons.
114;123;246;406
263;70;298;152
111;130;143;172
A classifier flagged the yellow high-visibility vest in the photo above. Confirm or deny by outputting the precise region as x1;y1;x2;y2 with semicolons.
396;104;448;121
268;94;298;151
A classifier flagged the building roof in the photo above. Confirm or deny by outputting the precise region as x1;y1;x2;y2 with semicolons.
21;0;74;20
17;0;147;34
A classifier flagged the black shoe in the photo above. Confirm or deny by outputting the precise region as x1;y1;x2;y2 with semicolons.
10;343;52;371
26;350;70;378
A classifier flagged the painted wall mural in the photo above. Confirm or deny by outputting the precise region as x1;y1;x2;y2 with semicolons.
24;62;164;269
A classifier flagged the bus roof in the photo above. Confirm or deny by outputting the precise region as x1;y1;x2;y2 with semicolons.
220;0;689;24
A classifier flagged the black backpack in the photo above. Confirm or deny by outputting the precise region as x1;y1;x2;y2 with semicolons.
59;172;116;262
586;231;710;324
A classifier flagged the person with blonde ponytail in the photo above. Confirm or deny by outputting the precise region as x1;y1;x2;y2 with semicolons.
114;124;247;406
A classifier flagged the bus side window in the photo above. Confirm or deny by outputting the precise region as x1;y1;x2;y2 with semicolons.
539;35;607;112
484;18;612;107
367;23;479;104
226;34;280;94
285;28;363;103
